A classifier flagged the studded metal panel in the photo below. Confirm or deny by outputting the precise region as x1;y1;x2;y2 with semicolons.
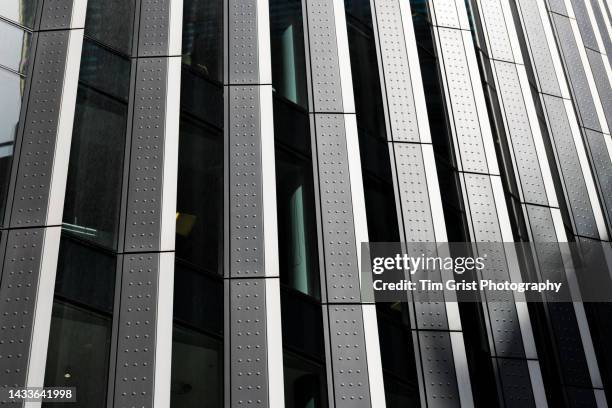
374;0;419;142
229;86;264;278
542;95;597;238
493;61;547;206
590;0;612;67
113;254;158;408
40;0;74;30
138;0;170;57
327;305;371;407
432;0;461;28
478;0;514;62
462;174;502;242
497;358;536;408
585;130;612;223
228;0;258;84
229;279;268;407
305;0;343;113
552;14;601;132
0;229;44;394
585;48;612;132
10;31;69;228
566;386;597;407
570;0;599;51
546;0;568;15
515;0;562;97
314;114;360;302
437;28;489;174
418;331;460;406
124;58;167;252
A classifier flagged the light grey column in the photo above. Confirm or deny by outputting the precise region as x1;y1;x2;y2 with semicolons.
302;0;386;406
470;0;606;405
426;0;548;405
368;0;473;406
544;0;612;234
0;0;85;404
105;0;181;407
222;0;285;406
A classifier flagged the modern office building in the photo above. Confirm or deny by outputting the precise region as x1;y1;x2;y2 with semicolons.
0;0;612;406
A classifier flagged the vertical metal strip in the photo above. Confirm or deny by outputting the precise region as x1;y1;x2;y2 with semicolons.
302;0;385;406
0;1;85;402
108;1;181;406
223;0;284;406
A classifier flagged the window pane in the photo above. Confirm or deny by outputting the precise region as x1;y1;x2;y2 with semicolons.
171;326;223;407
0;20;31;73
85;0;136;55
62;41;130;250
284;352;328;408
182;0;223;82
0;0;39;28
270;0;308;108
0;69;24;223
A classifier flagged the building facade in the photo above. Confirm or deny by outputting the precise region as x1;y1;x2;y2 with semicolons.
0;0;611;407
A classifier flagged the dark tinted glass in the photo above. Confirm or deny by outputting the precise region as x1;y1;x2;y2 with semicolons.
62;41;130;250
0;0;39;28
85;0;135;54
284;352;328;408
0;20;31;73
0;69;24;223
171;326;223;407
182;0;223;82
43;238;116;408
270;0;308;108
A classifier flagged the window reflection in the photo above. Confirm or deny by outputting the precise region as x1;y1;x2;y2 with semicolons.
43;238;116;408
270;0;308;108
0;68;24;223
85;0;135;55
0;20;31;73
182;0;223;82
62;41;130;250
0;0;39;28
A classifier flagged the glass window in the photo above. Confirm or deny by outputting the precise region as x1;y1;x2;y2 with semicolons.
0;68;24;223
43;238;116;408
0;0;39;28
270;0;308;108
62;41;130;250
0;20;31;73
85;0;136;55
284;352;328;408
182;0;223;82
171;326;223;407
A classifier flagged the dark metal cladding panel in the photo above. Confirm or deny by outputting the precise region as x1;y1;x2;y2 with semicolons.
0;229;44;395
327;305;371;407
566;386;598;407
113;254;158;408
516;0;562;98
463;174;525;358
546;0;568;15
40;0;74;30
552;14;601;132
542;95;598;238
585;48;612;133
314;114;360;302
418;331;460;407
124;58;167;252
229;279;268;407
228;0;259;84
373;0;420;142
497;358;536;408
138;0;170;57
431;0;461;29
305;0;343;113
229;86;264;278
585;130;612;227
478;0;514;62
10;31;69;228
570;0;599;52
437;28;489;174
493;61;547;206
590;0;612;68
